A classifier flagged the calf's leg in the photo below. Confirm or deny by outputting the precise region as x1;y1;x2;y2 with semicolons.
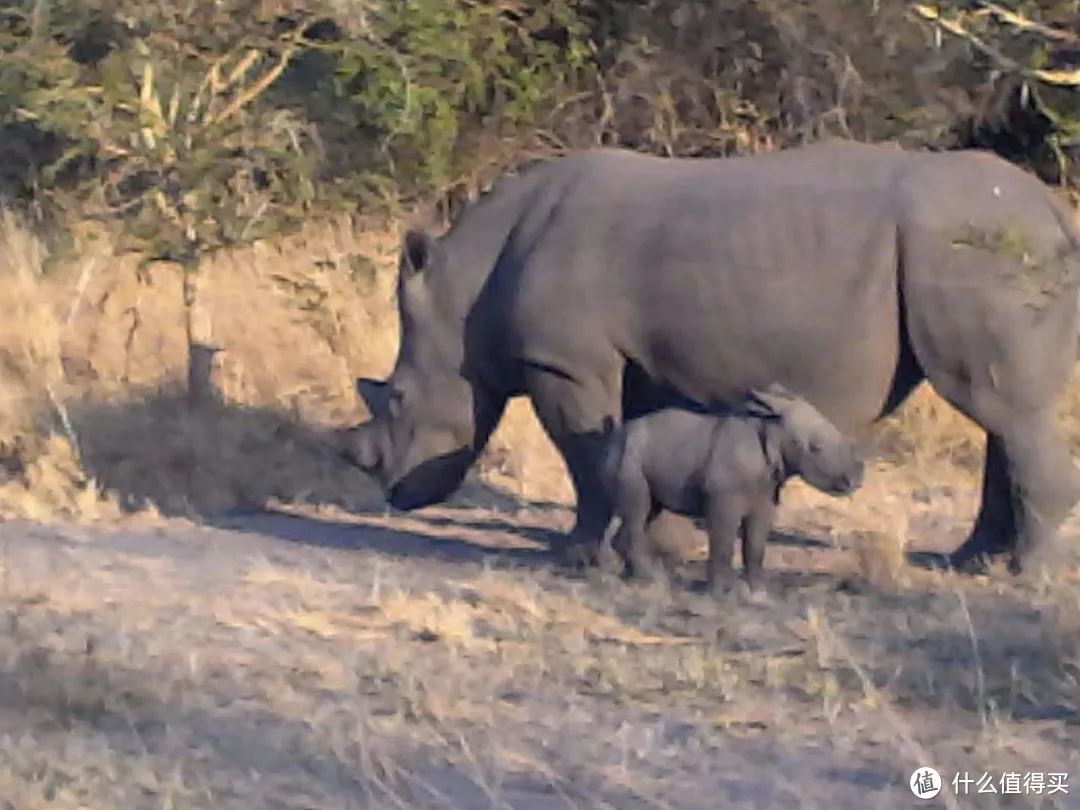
951;434;1013;565
741;501;777;593
612;492;666;583
705;499;743;597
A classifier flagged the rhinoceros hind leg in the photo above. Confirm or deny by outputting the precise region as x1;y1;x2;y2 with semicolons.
949;417;1080;575
997;417;1079;575
949;433;1015;572
901;226;1080;574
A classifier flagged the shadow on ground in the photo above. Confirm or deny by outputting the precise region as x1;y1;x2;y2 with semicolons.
208;508;871;584
65;391;981;586
69;391;562;519
208;508;559;569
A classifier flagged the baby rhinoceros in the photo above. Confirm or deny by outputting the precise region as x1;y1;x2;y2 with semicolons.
601;384;865;595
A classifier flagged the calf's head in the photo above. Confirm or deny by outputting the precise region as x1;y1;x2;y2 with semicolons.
341;230;502;510
747;384;864;496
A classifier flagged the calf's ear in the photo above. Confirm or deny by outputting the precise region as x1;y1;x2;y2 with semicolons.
761;381;794;398
745;383;796;419
744;389;780;420
760;419;786;476
356;378;391;418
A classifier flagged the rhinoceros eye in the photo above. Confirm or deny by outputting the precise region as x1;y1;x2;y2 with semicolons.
808;440;824;455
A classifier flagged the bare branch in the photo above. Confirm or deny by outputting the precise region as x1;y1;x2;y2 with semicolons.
224;49;263;90
205;43;301;127
913;4;1080;87
974;2;1080;45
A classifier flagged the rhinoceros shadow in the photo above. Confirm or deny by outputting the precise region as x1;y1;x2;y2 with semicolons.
207;508;562;569
63;391;953;577
206;476;576;569
64;391;575;565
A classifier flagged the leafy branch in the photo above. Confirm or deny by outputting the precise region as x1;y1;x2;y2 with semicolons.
9;1;326;402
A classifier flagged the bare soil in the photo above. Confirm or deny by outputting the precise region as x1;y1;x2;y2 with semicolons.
2;484;1078;810
2;202;1079;810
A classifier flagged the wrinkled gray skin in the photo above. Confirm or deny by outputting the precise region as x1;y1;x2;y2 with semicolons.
342;140;1080;575
601;385;865;593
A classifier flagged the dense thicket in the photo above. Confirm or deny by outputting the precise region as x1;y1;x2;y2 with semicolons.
2;0;1078;220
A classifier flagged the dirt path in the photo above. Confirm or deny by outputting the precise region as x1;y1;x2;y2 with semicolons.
1;500;1078;809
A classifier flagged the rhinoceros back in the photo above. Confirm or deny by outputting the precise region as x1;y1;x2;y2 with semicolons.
494;143;914;431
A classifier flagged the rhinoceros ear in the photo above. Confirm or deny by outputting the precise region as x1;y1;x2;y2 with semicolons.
760;417;786;476
356;377;391;418
400;229;436;280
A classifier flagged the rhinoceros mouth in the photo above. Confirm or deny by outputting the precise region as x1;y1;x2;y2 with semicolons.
386;447;477;510
388;481;448;511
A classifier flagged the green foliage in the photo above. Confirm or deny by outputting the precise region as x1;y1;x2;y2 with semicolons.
3;1;326;268
308;1;594;192
1;0;1078;227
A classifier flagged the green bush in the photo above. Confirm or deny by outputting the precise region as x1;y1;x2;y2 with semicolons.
278;0;595;197
572;0;1078;182
1;0;1077;216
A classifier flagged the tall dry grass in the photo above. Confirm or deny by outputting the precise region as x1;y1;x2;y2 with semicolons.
1;203;1079;526
0;211;117;520
1;204;1079;809
0;209;573;520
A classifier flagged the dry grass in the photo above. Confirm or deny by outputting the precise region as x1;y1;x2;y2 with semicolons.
0;508;1076;808
0;212;122;522
0;205;1044;520
1;206;1079;806
0;208;574;519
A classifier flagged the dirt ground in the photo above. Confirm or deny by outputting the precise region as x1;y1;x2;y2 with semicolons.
1;473;1078;810
1;204;1079;809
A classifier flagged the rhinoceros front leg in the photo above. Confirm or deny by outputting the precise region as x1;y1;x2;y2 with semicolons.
704;501;741;598
525;363;704;567
525;365;620;565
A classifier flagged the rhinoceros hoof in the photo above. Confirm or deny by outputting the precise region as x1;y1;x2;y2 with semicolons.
740;582;772;606
1007;541;1067;581
553;540;599;569
947;552;991;576
948;533;1013;575
709;577;768;605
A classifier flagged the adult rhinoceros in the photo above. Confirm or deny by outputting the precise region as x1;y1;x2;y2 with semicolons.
342;140;1080;574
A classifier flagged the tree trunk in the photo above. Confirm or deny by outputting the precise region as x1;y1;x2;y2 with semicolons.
182;266;220;407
